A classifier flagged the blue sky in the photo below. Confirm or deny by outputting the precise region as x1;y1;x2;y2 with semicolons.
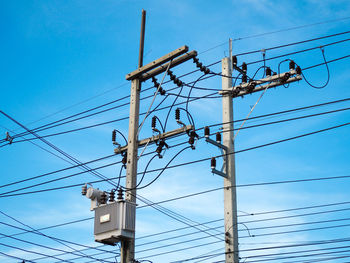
1;0;350;262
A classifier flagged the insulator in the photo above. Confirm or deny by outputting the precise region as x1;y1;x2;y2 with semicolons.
296;66;302;75
247;81;256;92
193;57;199;64
170;74;176;81
241;74;247;84
197;62;203;68
281;72;290;83
216;132;221;143
156;145;162;154
242;62;247;72
117;188;124;201
152;76;157;84
152;116;157;129
266;67;272;77
204;126;210;138
81;184;87;196
100;192;107;205
152;76;159;89
232;56;237;66
174;78;182;86
160;88;166;95
175;108;180;121
190;130;198;139
112;130;116;142
109;191;115;202
189;136;195;145
122;153;127;165
167;70;173;76
289;60;296;70
211;157;216;170
156;140;167;154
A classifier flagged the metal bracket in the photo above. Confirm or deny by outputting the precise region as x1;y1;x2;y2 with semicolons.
211;168;228;178
205;137;228;151
206;137;228;177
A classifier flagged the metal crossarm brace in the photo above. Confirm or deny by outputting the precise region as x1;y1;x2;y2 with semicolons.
212;168;227;178
205;137;228;151
206;137;228;178
114;125;194;154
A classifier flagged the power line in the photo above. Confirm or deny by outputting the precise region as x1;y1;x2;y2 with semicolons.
205;16;350;53
1;120;350;198
0;250;36;263
0;239;76;263
235;30;350;57
171;237;350;263
0;153;115;190
0;220;113;254
3;37;350;145
2;96;348;194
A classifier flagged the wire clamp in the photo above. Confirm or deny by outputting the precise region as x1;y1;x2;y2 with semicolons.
5;132;13;144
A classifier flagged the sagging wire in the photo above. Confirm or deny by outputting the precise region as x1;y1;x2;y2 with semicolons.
123;146;192;191
301;46;330;89
151;115;165;134
112;129;128;148
116;165;124;190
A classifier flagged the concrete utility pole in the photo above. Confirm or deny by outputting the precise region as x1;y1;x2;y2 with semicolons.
119;37;197;263
221;56;239;263
120;10;146;263
219;41;302;262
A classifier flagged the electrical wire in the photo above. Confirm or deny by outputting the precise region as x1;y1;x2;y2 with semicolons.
2;119;350;198
0;153;115;190
236;30;350;57
171;237;350;263
4;31;350;145
0;110;118;189
0;210;109;263
3;49;349;146
199;17;350;54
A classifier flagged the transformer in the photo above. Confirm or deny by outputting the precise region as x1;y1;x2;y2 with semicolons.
94;200;136;245
83;185;136;245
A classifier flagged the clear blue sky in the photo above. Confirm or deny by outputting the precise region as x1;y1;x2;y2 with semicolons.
1;1;350;262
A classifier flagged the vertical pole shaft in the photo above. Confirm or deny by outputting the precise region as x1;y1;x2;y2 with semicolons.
121;10;146;263
121;79;140;263
222;57;239;263
138;9;146;68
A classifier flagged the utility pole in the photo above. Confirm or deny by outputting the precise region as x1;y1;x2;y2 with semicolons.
217;42;302;263
118;38;196;262
221;56;239;263
120;10;146;263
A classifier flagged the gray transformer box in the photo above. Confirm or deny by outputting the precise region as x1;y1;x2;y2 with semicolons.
94;200;136;245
